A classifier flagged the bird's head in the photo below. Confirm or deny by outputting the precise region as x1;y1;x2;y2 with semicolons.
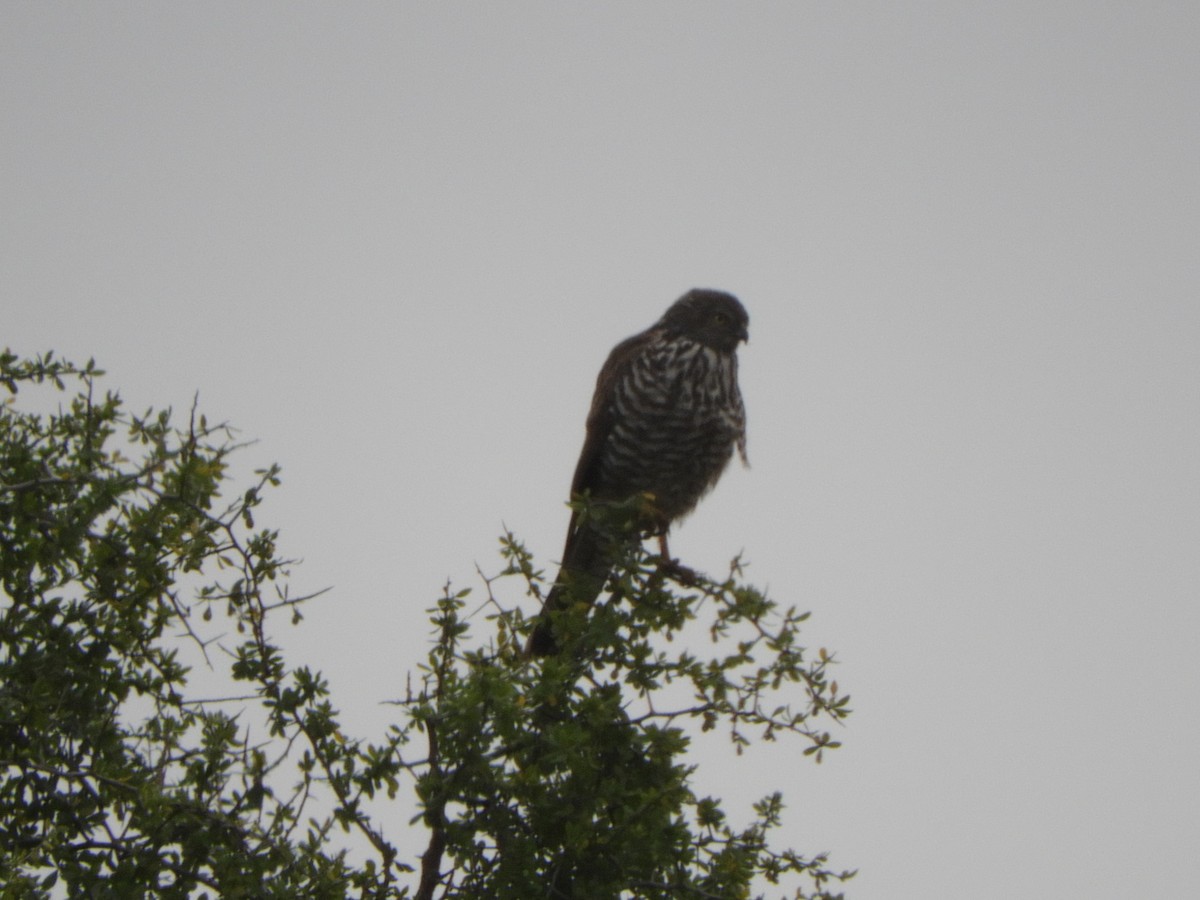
659;288;749;353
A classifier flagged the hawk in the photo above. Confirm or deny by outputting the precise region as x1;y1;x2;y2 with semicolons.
527;288;749;656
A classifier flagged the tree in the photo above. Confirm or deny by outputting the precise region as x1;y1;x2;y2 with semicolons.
0;350;853;898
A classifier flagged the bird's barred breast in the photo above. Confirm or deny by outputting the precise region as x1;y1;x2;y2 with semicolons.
601;337;745;521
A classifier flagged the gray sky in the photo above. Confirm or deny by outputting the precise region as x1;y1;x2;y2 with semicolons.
4;3;1198;897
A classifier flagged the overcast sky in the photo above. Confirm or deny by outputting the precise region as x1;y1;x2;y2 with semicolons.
4;3;1198;897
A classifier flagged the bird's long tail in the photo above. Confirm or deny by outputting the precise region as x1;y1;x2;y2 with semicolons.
525;518;615;657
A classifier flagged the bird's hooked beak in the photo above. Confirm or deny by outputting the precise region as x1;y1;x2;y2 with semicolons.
737;325;749;344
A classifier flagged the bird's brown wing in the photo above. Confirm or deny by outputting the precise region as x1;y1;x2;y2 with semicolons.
560;327;659;559
569;328;656;496
526;327;660;656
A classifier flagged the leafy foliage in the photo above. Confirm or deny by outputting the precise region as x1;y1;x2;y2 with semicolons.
403;535;853;899
0;350;852;898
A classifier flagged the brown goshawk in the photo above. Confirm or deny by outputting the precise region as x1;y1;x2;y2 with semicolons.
527;288;749;656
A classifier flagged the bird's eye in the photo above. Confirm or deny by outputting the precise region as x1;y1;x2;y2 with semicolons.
713;312;730;325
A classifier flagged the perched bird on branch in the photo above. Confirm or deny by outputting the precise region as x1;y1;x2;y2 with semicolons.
526;288;749;657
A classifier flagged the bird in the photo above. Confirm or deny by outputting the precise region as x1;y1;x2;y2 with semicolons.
526;288;749;657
